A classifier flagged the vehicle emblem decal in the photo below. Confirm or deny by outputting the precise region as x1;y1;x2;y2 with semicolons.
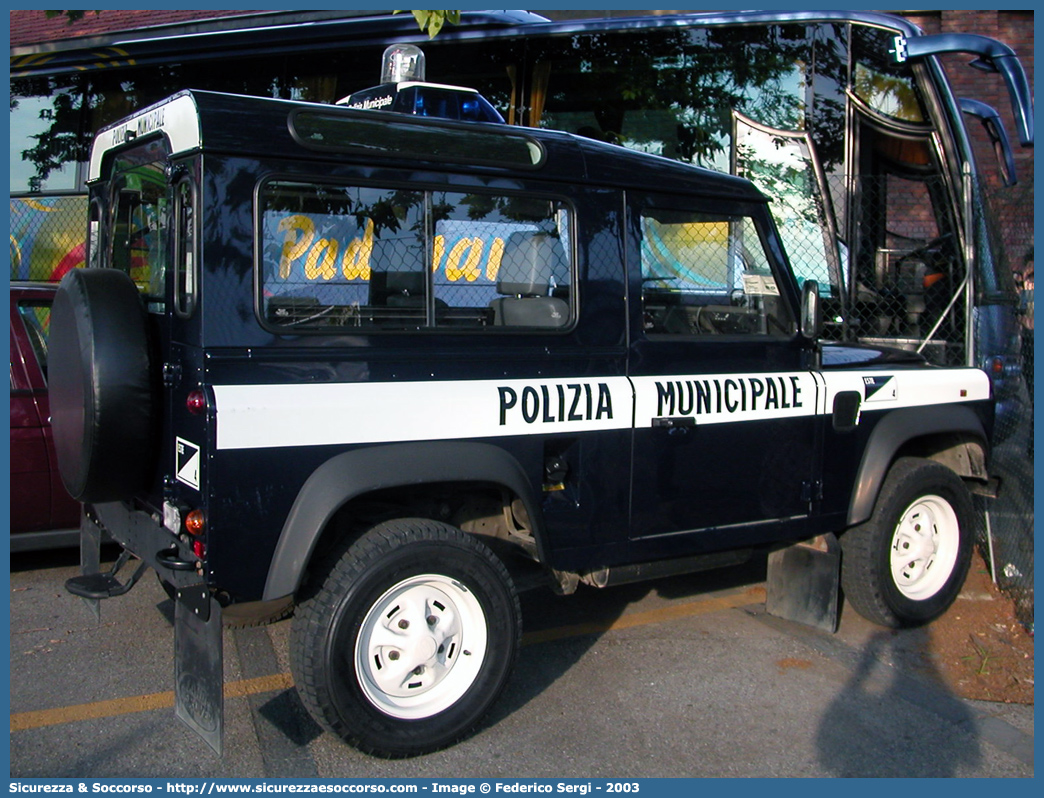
862;376;897;402
176;437;201;490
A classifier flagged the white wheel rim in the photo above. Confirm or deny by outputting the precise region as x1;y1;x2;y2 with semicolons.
889;494;960;601
355;574;487;719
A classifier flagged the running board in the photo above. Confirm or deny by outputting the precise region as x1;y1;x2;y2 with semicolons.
581;549;753;589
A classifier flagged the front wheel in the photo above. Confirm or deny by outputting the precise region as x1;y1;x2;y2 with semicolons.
290;519;521;757
841;457;974;628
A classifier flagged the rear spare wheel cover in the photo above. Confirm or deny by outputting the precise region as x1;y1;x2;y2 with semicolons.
49;268;157;502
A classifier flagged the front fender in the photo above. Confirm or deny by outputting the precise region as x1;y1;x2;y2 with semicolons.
847;404;989;527
262;441;543;601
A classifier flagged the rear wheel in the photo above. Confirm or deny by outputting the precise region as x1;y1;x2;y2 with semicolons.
290;518;520;757
841;457;974;628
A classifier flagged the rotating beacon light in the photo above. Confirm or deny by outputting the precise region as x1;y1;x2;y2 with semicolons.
382;43;426;84
336;44;504;123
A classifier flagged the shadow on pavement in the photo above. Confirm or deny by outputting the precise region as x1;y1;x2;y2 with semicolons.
815;628;981;777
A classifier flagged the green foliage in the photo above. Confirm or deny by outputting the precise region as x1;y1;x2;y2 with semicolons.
394;10;461;39
44;11;100;24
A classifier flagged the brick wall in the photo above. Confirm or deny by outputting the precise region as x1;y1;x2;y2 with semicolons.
898;11;1034;270
9;10;262;48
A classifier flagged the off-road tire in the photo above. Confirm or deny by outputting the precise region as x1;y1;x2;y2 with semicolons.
290;518;521;757
841;457;974;628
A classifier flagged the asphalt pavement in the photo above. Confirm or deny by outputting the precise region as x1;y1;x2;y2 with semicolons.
8;547;1034;779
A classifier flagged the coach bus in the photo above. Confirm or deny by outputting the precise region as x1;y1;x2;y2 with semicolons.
10;10;1033;407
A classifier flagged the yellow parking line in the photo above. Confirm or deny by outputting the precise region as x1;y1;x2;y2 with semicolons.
11;589;757;733
10;673;293;732
520;588;761;645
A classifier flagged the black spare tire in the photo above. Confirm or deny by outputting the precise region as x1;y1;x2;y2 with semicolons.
49;268;157;502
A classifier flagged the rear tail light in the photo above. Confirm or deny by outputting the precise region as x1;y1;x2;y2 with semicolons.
186;389;207;415
185;508;205;535
185;509;206;560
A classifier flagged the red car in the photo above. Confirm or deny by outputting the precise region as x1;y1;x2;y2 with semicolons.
10;281;81;550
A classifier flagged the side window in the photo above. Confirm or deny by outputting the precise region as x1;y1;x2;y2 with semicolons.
258;180;573;331
173;177;198;318
260;182;427;329
433;192;571;329
87;199;102;270
640;205;795;337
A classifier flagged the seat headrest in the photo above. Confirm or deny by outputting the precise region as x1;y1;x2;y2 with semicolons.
497;231;564;296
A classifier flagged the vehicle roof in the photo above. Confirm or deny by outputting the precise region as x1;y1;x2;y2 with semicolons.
90;89;768;203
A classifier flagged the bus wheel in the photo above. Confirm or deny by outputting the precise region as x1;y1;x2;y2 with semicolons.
49;268;156;502
841;457;973;628
290;519;521;757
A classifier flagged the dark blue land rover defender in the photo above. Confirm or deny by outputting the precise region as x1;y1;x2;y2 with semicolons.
50;89;995;757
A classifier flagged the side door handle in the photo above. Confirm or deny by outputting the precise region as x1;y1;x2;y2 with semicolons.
651;416;696;432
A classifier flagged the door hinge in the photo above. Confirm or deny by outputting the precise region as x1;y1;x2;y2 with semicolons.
163;362;182;387
801;480;823;502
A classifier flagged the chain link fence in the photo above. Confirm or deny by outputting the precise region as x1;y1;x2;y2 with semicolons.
976;180;1034;633
9;196;88;282
775;171;1033;630
777;174;971;366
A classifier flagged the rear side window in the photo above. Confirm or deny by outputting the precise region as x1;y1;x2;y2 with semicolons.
258;180;573;332
173;177;198;318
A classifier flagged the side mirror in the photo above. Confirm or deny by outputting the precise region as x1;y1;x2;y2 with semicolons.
801;279;821;340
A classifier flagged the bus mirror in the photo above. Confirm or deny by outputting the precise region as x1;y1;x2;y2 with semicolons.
960;98;1017;186
801;280;821;340
895;33;1034;147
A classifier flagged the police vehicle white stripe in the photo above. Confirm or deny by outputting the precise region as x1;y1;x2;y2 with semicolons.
632;372;821;428
819;368;991;409
213;377;633;451
211;368;990;451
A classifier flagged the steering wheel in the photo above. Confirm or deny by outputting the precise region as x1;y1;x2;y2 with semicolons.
896;232;953;265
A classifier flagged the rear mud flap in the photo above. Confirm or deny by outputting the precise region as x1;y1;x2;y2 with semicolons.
766;534;841;633
175;585;223;756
